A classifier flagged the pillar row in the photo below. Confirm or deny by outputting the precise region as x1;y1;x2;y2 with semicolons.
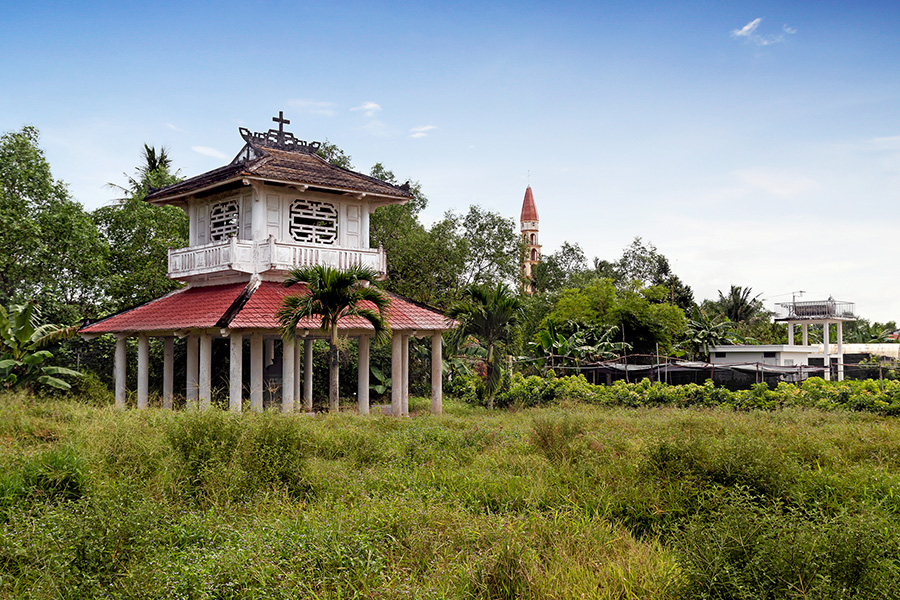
186;335;199;410
229;331;243;412
137;335;149;409
163;336;174;410
431;333;443;415
358;336;370;415
114;335;127;410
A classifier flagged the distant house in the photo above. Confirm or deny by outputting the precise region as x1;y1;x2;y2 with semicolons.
711;296;856;381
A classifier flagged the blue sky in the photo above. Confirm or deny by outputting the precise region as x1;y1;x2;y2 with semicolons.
3;1;899;321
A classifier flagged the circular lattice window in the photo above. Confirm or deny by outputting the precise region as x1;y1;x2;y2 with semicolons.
289;199;338;244
210;200;240;241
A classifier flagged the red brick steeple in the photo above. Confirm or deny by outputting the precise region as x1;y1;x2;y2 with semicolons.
520;186;540;294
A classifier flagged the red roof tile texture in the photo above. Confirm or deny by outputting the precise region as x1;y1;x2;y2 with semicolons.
80;281;452;335
520;186;539;222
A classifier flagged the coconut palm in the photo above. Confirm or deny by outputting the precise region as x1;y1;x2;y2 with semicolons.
717;285;764;323
277;265;390;412
446;283;522;409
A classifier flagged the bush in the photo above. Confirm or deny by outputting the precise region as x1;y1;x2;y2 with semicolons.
676;493;900;599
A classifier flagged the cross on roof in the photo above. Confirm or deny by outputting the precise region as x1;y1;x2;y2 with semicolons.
273;111;291;134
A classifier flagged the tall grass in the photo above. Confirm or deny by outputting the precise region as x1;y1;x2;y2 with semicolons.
0;391;898;598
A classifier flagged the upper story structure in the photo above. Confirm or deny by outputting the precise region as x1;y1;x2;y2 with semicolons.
520;186;540;293
146;112;413;287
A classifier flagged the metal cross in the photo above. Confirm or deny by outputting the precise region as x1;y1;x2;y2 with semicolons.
272;111;291;133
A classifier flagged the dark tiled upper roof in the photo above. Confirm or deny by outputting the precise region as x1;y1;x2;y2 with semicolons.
79;281;452;334
145;144;412;204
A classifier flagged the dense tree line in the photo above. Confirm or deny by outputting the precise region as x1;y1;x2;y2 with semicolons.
3;125;896;398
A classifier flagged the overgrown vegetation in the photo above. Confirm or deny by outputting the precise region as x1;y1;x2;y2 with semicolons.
1;391;898;598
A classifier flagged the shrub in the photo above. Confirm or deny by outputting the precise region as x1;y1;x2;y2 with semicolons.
676;493;900;599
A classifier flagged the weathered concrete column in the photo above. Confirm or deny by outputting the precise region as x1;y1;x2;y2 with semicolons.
294;339;302;411
162;336;174;410
788;323;795;346
401;334;410;416
391;333;402;417
199;333;212;410
431;333;443;415
837;321;845;382
250;332;263;411
229;331;243;412
823;323;831;381
137;334;149;409
303;338;314;412
802;323;809;346
358;336;370;415
265;338;275;367
282;339;295;413
114;335;127;410
186;335;199;410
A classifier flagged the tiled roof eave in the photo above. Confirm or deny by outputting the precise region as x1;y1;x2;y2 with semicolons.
145;175;411;206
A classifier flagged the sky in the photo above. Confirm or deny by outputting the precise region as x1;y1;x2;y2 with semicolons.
2;1;899;321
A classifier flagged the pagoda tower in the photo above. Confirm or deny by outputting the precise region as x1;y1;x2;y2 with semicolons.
520;186;541;294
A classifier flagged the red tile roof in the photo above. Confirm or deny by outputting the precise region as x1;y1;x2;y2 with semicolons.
520;186;539;222
79;281;452;335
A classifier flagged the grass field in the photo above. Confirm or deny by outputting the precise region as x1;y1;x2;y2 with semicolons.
1;391;899;599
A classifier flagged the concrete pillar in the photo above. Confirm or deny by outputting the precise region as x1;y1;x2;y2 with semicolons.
250;332;263;411
358;336;370;415
401;334;409;416
114;335;127;410
265;338;275;367
199;333;212;410
282;339;295;413
823;323;831;381
163;336;174;409
788;323;794;346
802;323;809;346
837;321;845;382
294;339;302;411
229;331;243;412
391;333;402;417
186;335;199;410
431;333;443;415
137;334;149;409
303;338;314;412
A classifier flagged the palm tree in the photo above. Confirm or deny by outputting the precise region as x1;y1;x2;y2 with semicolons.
277;265;390;412
446;283;522;409
717;285;763;323
107;144;182;200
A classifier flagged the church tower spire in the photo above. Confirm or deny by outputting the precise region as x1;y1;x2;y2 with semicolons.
520;186;541;294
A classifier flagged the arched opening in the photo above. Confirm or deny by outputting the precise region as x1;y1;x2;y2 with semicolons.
530;233;535;244
530;248;537;261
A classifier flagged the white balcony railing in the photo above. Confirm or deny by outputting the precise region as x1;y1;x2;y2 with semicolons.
168;237;387;280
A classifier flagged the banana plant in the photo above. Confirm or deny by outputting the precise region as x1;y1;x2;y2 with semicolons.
0;301;81;392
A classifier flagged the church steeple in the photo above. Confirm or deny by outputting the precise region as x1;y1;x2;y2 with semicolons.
520;186;541;294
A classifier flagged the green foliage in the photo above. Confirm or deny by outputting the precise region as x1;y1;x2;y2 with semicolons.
0;126;107;322
676;495;900;599
2;392;900;598
279;264;390;412
0;300;81;391
547;278;686;356
94;144;187;312
448;283;523;408
680;309;737;360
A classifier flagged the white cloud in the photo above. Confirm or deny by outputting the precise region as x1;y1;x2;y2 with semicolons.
192;146;228;159
351;101;382;117
409;125;437;138
730;17;795;46
165;122;185;132
288;99;337;117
